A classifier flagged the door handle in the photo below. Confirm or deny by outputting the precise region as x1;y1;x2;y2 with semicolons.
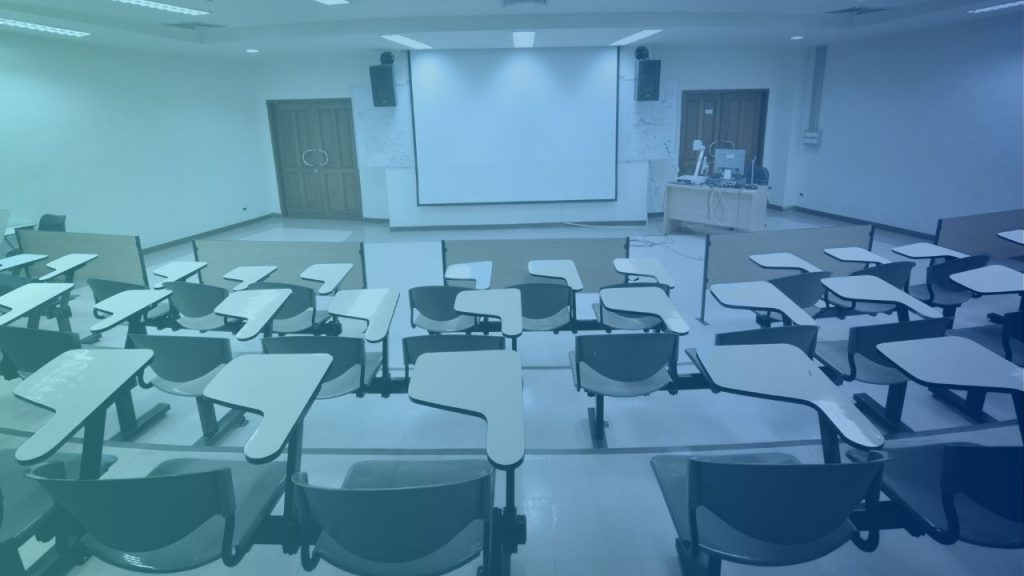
318;149;329;167
301;149;316;167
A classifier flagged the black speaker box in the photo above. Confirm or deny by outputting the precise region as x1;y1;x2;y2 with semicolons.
635;59;661;102
369;64;396;107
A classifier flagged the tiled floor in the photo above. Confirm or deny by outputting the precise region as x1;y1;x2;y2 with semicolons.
3;210;1022;575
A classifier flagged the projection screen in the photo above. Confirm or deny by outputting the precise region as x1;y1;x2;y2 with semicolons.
410;47;619;205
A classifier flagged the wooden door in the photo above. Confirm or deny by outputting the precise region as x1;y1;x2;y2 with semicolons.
680;92;720;176
679;90;767;177
268;99;362;220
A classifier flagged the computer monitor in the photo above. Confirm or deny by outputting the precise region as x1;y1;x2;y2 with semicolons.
715;149;746;178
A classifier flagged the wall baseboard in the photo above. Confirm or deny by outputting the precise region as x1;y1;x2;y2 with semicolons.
792;206;931;240
143;213;280;254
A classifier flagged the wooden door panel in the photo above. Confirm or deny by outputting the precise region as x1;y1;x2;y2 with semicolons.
680;93;720;175
316;101;362;219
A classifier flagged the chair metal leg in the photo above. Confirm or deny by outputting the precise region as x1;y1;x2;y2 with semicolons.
853;383;913;434
587;395;608;449
193;397;246;446
676;539;721;576
0;542;25;576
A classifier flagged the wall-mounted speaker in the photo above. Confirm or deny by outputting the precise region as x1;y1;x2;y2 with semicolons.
635;59;661;102
369;63;396;107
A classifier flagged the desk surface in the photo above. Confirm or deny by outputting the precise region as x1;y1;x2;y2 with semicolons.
91;289;171;333
600;286;690;334
4;223;33;236
528;259;583;291
301;263;354;295
878;336;1022;394
409;350;524;469
613;258;675;288
0;253;47;272
709;281;816;326
949;265;1024;296
224;265;277;291
203;354;332;464
891;242;967;260
998;229;1024;246
749;253;821;273
455;289;523;338
214;289;290;341
328;288;399;343
0;283;74;326
15;349;153;465
692;344;883;450
444;261;492;290
821;275;940;319
152;261;207;286
824;247;890;265
38;253;98;281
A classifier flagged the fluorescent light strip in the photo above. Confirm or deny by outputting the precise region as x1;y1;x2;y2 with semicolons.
314;0;350;4
513;31;535;48
110;0;209;16
0;18;90;37
382;34;432;50
968;1;1024;13
610;29;661;46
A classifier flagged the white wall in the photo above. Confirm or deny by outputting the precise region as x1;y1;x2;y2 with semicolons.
0;35;277;248
788;15;1024;234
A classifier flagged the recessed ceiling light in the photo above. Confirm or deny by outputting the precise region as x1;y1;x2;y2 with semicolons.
382;34;432;50
513;31;535;48
313;0;350;4
0;18;90;37
245;48;260;53
968;1;1024;13
790;35;805;40
610;30;661;46
110;0;209;17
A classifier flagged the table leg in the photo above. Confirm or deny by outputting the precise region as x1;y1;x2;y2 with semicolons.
283;422;304;554
817;412;841;464
896;306;909;322
80;409;107;480
492;468;526;576
379;331;391;382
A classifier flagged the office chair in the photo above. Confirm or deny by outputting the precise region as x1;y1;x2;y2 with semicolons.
262;336;381;399
408;286;479;333
36;214;66;233
755;271;831;328
402;334;505;381
511;282;573;332
908;255;990;318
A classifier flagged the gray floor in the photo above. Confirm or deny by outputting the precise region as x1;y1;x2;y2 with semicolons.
3;211;1022;575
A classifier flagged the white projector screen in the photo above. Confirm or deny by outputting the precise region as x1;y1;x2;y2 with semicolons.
410;48;619;205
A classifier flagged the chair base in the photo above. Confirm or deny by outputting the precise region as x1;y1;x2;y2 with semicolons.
853;385;913;436
587;405;608;450
930;388;995;424
193;405;248;447
676;538;722;576
108;395;170;442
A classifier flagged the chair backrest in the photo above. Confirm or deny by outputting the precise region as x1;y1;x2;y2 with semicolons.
37;214;66;232
848;318;951;368
250;282;313;319
716;326;820;357
942;444;1024;547
688;452;886;548
510;282;572;320
128;334;232;383
293;461;491;565
0;327;81;377
598;282;671;321
262;336;364;385
0;275;31;296
752;166;770;186
164;281;228;318
769;271;832;308
28;461;236;566
852;261;914;290
402;334;506;377
88;278;147;307
575;333;677;382
408;286;472;325
927;255;991;292
1002;311;1024;361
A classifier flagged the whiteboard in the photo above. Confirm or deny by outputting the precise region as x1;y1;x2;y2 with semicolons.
618;79;678;162
351;84;415;168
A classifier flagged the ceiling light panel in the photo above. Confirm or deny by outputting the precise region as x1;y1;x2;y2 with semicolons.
110;0;210;17
0;18;90;37
968;1;1024;13
313;0;350;5
382;34;432;50
610;29;661;46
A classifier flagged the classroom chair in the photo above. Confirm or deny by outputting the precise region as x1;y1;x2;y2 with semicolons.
571;333;677;447
650;451;887;576
164;281;230;332
849;444;1023;548
511;282;573;332
88;278;172;327
402;334;506;381
715;325;819;357
826;261;915;317
28;458;286;573
595;282;671;332
36;214;66;232
250;282;328;335
408;286;479;333
814;318;951;433
754;271;831;328
262;335;381;399
0;326;80;380
1002;311;1024;364
292;459;494;575
907;255;990;318
127;334;238;443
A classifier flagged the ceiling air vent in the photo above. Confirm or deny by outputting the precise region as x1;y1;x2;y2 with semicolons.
164;21;225;31
826;6;889;15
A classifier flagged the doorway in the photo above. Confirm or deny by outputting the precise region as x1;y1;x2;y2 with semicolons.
268;99;363;219
679;90;768;177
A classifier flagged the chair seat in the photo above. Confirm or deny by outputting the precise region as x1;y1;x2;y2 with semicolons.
592;303;661;331
85;458;286;573
523;307;571;332
319;351;382;399
413;313;476;334
577;361;670;397
828;295;896;315
908;284;971;308
146;365;224;397
272;308;329;334
814;341;907;385
177;312;228;332
755;305;821;325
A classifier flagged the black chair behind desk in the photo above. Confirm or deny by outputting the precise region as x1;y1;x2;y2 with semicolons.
36;215;66;233
571;333;677;448
250;282;328;336
827;262;915;317
908;255;990;318
292;460;494;576
815;318;951;434
850;444;1023;548
408;286;479;334
651;451;887;576
755;271;831;327
715;325;819;357
28;458;286;573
